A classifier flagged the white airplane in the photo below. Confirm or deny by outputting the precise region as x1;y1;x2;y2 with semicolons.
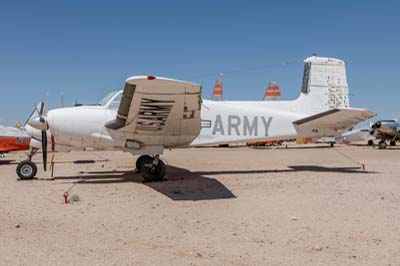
19;55;374;181
340;127;373;144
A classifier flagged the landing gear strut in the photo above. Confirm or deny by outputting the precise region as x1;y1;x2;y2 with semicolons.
136;155;166;182
16;147;38;180
378;140;387;149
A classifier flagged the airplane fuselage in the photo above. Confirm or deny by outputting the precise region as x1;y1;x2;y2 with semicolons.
0;136;30;153
44;98;305;152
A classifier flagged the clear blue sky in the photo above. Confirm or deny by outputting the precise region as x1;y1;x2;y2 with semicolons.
1;0;399;125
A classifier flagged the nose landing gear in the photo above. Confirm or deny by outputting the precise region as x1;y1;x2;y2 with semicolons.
135;155;166;182
16;147;39;180
16;160;37;179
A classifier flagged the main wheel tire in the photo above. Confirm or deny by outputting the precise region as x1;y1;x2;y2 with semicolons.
16;160;37;180
378;141;387;149
368;139;374;146
139;157;166;182
390;141;396;146
135;155;152;173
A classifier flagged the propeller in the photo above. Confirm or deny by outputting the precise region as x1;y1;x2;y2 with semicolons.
371;121;381;129
27;101;49;171
370;121;382;135
42;130;48;171
26;97;59;175
37;102;48;171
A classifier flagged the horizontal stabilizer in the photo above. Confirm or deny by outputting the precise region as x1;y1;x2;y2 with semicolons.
293;108;375;138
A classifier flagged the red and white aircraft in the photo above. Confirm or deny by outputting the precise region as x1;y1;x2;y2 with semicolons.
20;56;374;181
0;125;31;157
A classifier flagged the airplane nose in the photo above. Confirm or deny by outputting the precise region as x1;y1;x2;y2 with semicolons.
46;108;73;137
28;117;48;131
46;109;57;131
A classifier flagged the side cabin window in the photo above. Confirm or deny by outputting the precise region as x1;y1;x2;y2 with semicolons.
301;62;311;94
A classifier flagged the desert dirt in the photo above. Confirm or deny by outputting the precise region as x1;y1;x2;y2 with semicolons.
0;144;400;266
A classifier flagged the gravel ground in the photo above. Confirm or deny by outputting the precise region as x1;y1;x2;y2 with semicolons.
0;144;399;266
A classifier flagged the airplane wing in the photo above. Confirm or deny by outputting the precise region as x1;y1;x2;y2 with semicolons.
293;108;375;138
106;76;202;148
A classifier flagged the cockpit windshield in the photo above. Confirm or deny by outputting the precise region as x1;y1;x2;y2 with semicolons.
98;91;120;106
108;92;122;110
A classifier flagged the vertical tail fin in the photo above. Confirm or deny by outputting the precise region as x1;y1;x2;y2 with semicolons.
263;81;281;101
212;74;223;101
298;55;350;114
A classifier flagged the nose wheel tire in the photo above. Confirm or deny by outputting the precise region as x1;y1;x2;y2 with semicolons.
368;139;374;146
16;160;37;180
137;156;166;182
390;141;396;146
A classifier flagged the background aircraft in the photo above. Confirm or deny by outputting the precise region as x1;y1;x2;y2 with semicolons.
18;55;374;181
212;75;223;101
0;125;30;157
340;127;372;145
263;81;281;101
370;120;400;149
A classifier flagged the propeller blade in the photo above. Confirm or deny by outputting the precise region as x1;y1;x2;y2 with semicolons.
23;107;37;127
50;134;56;178
39;102;45;116
42;130;47;171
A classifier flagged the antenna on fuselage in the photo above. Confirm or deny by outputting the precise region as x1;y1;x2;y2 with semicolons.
74;99;82;107
61;91;65;108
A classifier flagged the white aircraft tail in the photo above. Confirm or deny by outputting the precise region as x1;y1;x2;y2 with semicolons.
296;55;350;115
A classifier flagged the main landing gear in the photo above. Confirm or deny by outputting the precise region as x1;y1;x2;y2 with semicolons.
378;140;387;149
16;148;38;180
135;155;166;182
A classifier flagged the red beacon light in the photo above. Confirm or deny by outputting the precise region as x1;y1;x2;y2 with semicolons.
147;75;156;80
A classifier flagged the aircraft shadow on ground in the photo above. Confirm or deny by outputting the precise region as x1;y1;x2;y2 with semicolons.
277;145;335;150
55;166;237;201
54;164;376;201
0;159;16;165
193;165;376;175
